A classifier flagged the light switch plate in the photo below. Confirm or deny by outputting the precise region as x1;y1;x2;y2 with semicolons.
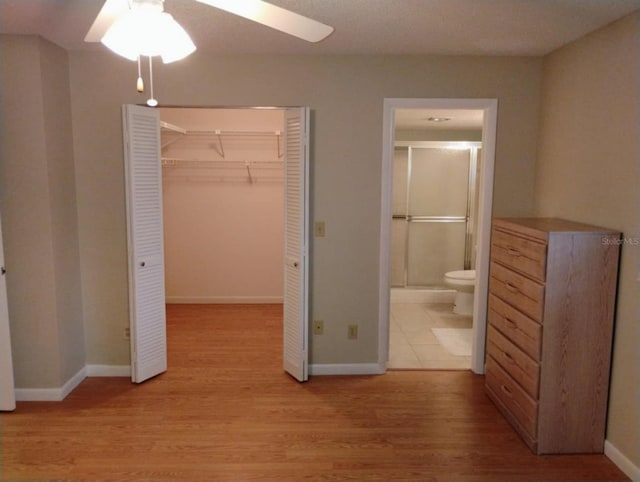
313;320;324;335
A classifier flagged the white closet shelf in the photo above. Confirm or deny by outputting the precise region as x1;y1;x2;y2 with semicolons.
160;120;284;158
162;158;283;168
160;120;281;137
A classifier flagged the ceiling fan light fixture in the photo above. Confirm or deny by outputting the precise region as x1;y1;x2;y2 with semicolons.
101;0;196;63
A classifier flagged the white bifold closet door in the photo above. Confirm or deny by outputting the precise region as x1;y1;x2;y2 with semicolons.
122;104;310;383
122;104;167;383
283;107;310;382
0;214;16;410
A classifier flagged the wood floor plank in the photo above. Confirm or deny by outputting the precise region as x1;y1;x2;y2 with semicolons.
0;304;629;481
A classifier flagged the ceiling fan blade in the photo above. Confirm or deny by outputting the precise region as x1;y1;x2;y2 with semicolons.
85;0;130;43
195;0;334;43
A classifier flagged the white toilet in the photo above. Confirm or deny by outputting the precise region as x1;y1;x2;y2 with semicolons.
444;270;476;316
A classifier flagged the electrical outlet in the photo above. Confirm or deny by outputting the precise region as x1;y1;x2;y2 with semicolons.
314;221;326;237
313;319;324;335
348;324;358;340
123;327;130;340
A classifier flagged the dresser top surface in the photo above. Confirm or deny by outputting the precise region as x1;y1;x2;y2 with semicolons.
493;217;620;240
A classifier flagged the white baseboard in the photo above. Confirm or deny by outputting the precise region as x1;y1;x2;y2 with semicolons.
15;388;62;402
86;365;131;377
166;296;283;304
605;440;640;481
62;366;88;398
309;363;385;376
14;365;131;401
15;366;86;402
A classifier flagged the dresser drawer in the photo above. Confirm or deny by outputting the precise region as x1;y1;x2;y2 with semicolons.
487;325;539;399
491;228;547;282
488;294;542;361
486;355;538;439
489;262;545;322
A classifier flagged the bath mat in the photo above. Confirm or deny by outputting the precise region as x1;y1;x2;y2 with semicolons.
431;328;472;357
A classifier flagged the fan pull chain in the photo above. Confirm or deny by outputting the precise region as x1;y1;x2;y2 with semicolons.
136;55;144;93
146;56;158;107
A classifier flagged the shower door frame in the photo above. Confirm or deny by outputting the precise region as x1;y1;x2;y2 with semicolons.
392;141;481;288
378;98;498;375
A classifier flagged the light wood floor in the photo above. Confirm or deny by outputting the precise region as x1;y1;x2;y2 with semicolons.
1;304;628;481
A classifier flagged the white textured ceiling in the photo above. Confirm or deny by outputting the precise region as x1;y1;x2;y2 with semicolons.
1;0;639;56
3;0;637;130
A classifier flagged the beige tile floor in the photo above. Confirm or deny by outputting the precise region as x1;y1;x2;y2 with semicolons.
388;302;473;370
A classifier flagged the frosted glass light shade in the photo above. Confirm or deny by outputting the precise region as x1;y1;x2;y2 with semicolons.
102;3;196;63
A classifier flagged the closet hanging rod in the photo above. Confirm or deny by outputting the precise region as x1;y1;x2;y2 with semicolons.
185;129;282;136
162;157;283;163
163;175;283;184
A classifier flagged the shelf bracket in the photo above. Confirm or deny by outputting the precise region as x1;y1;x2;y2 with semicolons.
276;130;283;158
213;130;225;158
245;161;253;184
160;121;187;150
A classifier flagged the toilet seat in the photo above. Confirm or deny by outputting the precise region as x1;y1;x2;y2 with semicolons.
444;269;475;286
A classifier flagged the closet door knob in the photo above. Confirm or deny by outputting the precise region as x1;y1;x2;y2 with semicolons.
140;261;146;267
1;267;5;275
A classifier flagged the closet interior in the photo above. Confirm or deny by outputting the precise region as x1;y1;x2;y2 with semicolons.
160;107;286;305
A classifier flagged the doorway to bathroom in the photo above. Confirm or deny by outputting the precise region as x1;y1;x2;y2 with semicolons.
390;141;481;369
378;98;498;373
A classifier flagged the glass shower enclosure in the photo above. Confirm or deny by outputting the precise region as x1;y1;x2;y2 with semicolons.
391;143;480;288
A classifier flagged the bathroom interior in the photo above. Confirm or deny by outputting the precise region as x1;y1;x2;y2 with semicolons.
388;108;483;370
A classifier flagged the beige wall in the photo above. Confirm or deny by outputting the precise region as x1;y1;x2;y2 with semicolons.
0;36;84;387
39;38;85;383
67;51;541;365
535;13;639;466
160;108;285;303
0;15;635;470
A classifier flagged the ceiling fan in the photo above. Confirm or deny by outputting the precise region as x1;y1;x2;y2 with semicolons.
86;0;333;106
85;0;335;45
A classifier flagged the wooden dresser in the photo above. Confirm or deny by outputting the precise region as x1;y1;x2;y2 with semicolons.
485;217;620;454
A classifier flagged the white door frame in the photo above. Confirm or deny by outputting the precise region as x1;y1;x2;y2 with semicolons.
378;98;498;374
